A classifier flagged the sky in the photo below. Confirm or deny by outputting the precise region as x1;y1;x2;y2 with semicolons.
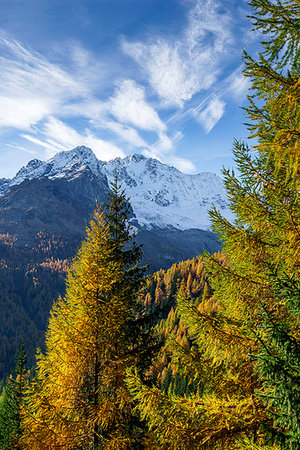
0;0;261;179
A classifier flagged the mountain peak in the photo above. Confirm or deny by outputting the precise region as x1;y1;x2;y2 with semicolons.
126;153;147;163
49;146;98;167
60;145;95;158
7;146;100;190
73;145;93;152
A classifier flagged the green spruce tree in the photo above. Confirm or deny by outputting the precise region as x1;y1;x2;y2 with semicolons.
0;342;28;449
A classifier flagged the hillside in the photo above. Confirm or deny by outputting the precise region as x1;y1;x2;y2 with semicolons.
141;255;215;396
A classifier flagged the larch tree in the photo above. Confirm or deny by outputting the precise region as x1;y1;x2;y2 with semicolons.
126;1;299;449
21;178;155;449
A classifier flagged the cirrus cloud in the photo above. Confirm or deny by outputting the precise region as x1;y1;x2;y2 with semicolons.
22;117;125;161
109;80;166;133
122;0;234;107
194;97;226;133
0;32;86;130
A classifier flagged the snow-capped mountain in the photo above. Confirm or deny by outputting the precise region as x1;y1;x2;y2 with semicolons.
0;146;233;231
102;153;232;230
2;146;103;189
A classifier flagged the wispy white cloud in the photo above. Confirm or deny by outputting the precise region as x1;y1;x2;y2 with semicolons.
225;68;251;100
191;67;249;132
122;0;234;107
168;156;196;174
0;33;164;162
0;32;86;130
60;80;166;148
141;130;196;173
165;65;250;133
105;82;193;171
0;32;176;161
20;134;66;156
109;80;166;133
2;142;38;155
61;99;106;119
0;96;52;129
51;40;111;92
145;130;182;156
22;117;125;160
122;39;203;107
101;120;147;148
193;97;225;132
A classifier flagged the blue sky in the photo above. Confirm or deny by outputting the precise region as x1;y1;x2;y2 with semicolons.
0;0;260;179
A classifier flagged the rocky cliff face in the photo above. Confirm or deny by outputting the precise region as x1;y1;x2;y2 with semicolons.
0;170;109;244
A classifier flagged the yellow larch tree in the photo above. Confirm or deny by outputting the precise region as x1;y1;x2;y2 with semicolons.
21;179;154;449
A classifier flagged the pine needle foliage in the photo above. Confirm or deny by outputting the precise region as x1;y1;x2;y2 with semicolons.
0;343;28;449
127;1;300;448
248;0;300;70
204;0;300;446
21;179;154;449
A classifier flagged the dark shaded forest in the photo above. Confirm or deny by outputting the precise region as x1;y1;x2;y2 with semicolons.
0;232;75;378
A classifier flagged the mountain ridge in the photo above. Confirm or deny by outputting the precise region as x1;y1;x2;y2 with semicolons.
0;146;233;232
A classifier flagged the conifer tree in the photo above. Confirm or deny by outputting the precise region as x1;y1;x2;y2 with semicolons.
0;342;28;449
127;1;299;448
21;179;154;449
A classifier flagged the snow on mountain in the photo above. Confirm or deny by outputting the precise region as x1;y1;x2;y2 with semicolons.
0;178;8;191
0;146;234;231
9;146;101;186
101;153;233;230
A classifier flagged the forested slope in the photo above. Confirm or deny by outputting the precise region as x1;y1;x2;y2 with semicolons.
141;255;215;396
0;233;73;378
